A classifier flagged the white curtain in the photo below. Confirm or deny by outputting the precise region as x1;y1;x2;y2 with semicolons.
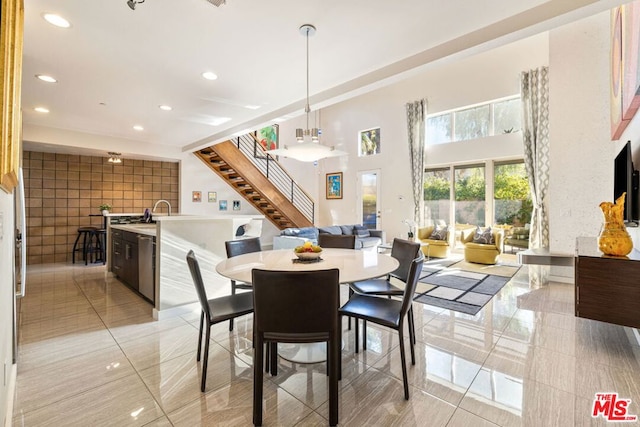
406;99;427;225
521;67;550;250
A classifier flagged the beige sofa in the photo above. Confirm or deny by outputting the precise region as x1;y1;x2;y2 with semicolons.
461;227;504;264
417;225;451;258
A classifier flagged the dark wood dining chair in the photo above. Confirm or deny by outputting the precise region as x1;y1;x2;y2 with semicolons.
318;233;356;249
349;238;421;349
339;253;424;400
225;237;261;331
186;250;254;392
252;268;340;427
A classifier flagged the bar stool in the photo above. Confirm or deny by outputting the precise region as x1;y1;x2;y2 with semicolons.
72;226;98;265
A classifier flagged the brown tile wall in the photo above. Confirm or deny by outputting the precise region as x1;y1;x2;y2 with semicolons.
23;151;180;265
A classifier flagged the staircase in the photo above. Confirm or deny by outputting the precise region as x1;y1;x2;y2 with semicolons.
195;135;314;230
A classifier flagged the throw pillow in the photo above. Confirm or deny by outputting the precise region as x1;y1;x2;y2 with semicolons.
472;227;495;244
428;225;448;240
340;225;355;235
353;225;371;238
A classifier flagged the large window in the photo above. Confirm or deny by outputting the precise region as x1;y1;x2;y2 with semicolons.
494;161;532;227
427;96;521;145
455;165;486;227
423;168;451;226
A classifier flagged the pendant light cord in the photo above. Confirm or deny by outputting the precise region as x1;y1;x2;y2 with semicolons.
305;26;310;130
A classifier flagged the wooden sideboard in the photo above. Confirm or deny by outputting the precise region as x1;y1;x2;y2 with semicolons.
575;237;640;328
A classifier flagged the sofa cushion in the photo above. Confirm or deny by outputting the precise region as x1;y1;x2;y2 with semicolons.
429;225;448;240
340;225;355;235
281;227;318;240
318;226;343;235
356;236;382;249
472;227;495;244
353;225;371;238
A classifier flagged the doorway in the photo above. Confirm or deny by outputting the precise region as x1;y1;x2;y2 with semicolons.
358;170;381;229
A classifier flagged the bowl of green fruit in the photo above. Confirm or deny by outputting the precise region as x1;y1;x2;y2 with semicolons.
294;241;323;260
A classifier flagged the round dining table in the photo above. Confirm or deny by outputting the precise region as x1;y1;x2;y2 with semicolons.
215;248;400;363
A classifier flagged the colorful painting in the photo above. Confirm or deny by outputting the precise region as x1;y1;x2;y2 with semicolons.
359;127;381;157
256;124;279;158
219;200;228;211
192;191;202;202
233;200;241;211
611;1;640;140
326;172;343;199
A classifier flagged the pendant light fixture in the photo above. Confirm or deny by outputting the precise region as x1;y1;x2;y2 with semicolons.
107;152;122;164
269;24;347;162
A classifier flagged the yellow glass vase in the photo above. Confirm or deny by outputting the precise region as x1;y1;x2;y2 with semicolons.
598;192;633;257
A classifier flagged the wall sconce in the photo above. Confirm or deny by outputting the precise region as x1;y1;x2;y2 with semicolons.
107;152;122;164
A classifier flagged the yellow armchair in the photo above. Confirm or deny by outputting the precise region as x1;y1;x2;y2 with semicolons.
417;225;450;258
461;227;504;264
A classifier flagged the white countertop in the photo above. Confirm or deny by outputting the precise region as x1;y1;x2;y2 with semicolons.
110;224;157;236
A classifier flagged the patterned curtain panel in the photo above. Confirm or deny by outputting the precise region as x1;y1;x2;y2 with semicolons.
521;66;550;249
406;99;427;224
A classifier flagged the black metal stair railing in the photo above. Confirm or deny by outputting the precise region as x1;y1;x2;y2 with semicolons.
232;133;314;224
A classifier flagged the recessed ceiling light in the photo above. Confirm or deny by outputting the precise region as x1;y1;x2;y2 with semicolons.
35;74;57;83
202;71;218;81
245;105;261;110
34;107;50;113
43;13;71;28
133;125;144;131
159;105;172;111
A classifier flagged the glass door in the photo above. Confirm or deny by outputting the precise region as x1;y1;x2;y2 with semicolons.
358;170;380;229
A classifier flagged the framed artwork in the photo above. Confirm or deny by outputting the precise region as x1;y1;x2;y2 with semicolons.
219;200;228;211
255;124;279;158
358;127;381;157
192;191;202;202
326;172;343;199
0;0;24;193
208;191;217;203
232;200;241;211
611;1;640;140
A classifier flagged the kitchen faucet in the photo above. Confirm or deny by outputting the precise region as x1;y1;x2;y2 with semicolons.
153;199;172;216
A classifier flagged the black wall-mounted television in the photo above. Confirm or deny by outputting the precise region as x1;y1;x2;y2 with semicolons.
614;141;639;226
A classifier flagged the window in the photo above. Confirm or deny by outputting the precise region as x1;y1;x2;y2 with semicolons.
454;165;486;227
493;161;532;227
423;168;451;226
426;96;521;145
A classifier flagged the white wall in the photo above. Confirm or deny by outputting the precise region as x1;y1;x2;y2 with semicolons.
548;11;636;257
277;33;549;241
0;190;15;425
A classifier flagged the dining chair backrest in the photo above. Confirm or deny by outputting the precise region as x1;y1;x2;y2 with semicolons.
390;238;421;282
186;250;212;321
400;253;425;316
225;237;261;258
252;268;340;336
318;233;356;249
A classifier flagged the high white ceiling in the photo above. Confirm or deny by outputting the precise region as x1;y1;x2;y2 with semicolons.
21;0;623;156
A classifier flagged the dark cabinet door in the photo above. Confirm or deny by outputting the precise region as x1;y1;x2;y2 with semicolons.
111;232;124;279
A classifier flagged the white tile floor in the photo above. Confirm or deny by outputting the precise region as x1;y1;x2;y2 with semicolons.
11;261;640;426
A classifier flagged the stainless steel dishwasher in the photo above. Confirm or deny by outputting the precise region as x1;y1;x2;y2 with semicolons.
137;235;155;303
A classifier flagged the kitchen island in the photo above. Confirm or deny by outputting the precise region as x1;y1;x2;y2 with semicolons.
107;214;264;319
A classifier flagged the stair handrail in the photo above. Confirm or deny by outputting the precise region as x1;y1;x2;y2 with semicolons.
231;133;314;224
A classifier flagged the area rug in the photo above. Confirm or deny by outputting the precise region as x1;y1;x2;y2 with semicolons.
413;259;520;315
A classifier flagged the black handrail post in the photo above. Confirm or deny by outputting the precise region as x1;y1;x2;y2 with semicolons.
266;156;269;178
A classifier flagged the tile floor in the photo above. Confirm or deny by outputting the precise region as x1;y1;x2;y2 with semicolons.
11;261;640;426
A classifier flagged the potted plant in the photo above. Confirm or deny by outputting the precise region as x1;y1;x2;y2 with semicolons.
99;203;112;215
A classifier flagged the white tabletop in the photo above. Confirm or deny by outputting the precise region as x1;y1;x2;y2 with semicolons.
216;248;399;284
